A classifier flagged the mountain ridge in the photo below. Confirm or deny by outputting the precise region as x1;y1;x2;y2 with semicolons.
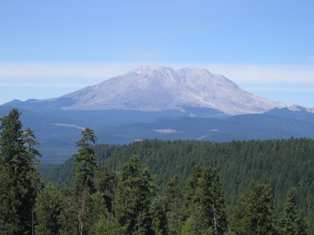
5;66;286;115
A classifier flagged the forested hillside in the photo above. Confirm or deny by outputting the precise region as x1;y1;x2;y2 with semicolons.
43;137;314;234
1;108;313;234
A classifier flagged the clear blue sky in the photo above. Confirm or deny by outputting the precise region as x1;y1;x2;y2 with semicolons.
1;0;314;107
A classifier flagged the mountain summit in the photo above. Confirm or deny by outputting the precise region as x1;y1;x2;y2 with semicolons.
60;66;284;115
7;66;285;115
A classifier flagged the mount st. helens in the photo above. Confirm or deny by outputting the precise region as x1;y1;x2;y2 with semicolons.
7;66;285;115
2;66;314;164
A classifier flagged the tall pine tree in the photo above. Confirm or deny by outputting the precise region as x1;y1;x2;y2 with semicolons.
230;181;278;235
115;156;157;234
95;164;117;213
164;175;183;235
74;127;98;193
35;183;62;235
58;181;78;235
280;188;308;235
182;166;227;234
73;128;98;235
0;108;42;234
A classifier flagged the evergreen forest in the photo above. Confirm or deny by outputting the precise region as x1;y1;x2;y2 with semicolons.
1;108;313;234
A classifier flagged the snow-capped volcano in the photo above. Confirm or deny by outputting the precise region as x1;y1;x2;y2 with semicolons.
58;66;284;115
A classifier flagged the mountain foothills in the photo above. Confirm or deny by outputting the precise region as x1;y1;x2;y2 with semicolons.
2;66;314;163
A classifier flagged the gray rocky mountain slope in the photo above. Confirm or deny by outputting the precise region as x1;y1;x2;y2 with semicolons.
59;66;284;115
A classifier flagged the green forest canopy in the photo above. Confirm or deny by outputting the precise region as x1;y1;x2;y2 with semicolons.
1;109;314;234
43;137;314;234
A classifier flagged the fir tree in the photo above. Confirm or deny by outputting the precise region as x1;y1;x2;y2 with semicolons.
183;164;204;218
95;164;117;213
35;183;62;235
164;175;183;235
182;166;227;234
281;188;308;235
72;128;98;235
115;156;157;234
0;109;42;234
87;191;113;235
58;181;78;235
230;181;278;235
149;196;167;235
196;167;227;234
74;128;98;193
